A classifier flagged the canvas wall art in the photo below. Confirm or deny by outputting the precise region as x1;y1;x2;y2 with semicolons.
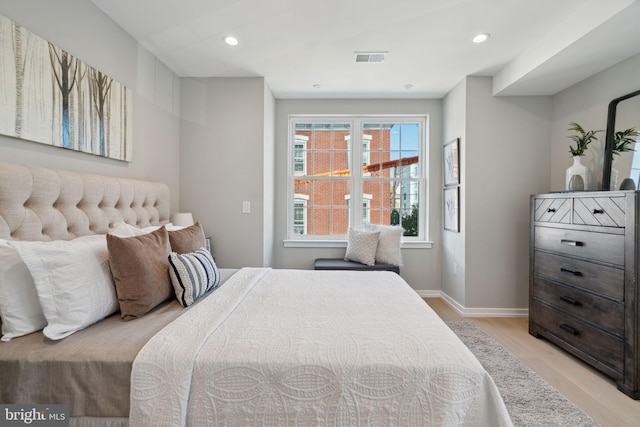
443;138;460;186
0;14;132;161
444;186;459;232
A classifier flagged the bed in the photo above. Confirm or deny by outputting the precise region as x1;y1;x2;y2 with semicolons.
0;161;512;427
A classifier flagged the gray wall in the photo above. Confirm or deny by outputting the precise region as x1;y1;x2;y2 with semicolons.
550;52;640;192
465;77;551;312
442;77;551;314
0;0;182;211
442;79;467;306
273;99;443;292
263;84;276;267
179;77;275;268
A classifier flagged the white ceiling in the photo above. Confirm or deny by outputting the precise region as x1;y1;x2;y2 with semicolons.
90;0;640;99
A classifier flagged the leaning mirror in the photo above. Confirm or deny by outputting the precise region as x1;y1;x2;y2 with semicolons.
602;89;640;191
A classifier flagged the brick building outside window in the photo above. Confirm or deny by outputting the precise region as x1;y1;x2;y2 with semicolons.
288;117;426;242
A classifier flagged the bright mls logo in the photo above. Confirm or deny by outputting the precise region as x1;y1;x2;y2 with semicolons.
1;404;68;426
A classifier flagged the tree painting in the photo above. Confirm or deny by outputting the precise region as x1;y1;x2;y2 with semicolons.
12;20;29;138
0;14;132;161
90;70;113;157
48;44;79;149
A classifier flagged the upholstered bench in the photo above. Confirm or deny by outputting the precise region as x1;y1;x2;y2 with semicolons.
314;258;400;274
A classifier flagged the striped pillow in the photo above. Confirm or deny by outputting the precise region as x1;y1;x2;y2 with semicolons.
168;248;221;307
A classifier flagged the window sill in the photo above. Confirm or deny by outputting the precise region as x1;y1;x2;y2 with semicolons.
283;240;433;249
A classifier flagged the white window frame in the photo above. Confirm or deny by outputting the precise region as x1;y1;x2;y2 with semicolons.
285;115;430;248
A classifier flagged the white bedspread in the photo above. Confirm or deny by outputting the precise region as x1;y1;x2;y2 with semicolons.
130;268;512;427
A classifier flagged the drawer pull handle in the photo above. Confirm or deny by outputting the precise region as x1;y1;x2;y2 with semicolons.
547;208;556;213
592;209;604;214
559;323;580;335
560;267;582;276
560;239;583;247
560;295;581;306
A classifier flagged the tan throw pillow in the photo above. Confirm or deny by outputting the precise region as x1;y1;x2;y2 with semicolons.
107;226;173;321
168;222;206;254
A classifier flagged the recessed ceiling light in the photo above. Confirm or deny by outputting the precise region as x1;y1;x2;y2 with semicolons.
472;33;490;43
223;35;238;46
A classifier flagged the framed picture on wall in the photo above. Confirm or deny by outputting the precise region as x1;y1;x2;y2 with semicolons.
444;187;460;232
443;138;460;186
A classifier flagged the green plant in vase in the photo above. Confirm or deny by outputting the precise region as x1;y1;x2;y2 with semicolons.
565;122;602;191
611;127;639;190
567;122;602;156
612;127;639;157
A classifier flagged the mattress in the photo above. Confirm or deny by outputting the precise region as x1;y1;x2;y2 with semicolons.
0;269;238;419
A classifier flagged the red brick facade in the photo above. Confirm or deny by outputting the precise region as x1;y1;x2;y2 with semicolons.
294;129;392;235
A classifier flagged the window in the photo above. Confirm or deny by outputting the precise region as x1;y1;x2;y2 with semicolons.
287;116;428;244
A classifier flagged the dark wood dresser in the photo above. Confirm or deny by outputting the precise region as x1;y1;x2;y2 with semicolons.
530;191;640;399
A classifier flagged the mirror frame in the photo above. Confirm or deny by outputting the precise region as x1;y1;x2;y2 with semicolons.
602;89;640;191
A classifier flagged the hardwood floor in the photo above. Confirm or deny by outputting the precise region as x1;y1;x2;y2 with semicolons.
425;298;640;427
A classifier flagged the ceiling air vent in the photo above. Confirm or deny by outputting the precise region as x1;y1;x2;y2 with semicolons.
355;52;387;63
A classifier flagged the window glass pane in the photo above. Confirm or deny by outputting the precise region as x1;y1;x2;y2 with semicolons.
392;180;420;236
331;206;349;234
295;123;351;177
292;179;350;235
366;123;420;179
364;180;420;236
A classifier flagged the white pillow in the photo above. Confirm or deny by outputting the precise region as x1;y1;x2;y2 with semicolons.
344;228;380;266
364;224;404;266
9;235;119;340
0;240;47;341
168;248;220;307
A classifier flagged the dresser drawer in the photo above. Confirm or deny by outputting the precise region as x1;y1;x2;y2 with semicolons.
533;251;624;300
533;197;572;223
572;196;625;227
532;277;624;336
534;226;624;266
532;302;623;374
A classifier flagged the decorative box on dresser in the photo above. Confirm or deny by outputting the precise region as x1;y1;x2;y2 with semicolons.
530;191;640;399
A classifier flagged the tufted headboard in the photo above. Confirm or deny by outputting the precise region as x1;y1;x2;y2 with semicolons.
0;162;170;241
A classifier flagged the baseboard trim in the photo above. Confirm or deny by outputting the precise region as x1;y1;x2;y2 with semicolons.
415;290;529;318
415;290;441;298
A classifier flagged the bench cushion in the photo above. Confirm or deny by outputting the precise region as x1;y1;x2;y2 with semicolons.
314;258;400;274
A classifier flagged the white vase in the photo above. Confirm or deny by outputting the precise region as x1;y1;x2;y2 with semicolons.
566;156;589;191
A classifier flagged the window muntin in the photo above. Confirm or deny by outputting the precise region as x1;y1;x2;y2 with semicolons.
288;117;426;241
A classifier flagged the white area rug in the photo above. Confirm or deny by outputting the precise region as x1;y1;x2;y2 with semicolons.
447;321;600;427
